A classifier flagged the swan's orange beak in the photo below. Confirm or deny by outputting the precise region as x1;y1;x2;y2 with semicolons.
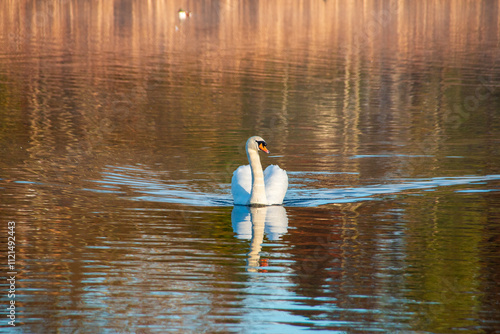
259;142;270;154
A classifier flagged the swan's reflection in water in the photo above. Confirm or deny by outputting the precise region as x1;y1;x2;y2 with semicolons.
231;206;288;271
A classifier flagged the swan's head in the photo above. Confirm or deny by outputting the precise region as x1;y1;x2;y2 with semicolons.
246;136;270;154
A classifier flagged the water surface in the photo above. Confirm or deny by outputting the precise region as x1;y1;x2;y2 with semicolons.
1;0;500;333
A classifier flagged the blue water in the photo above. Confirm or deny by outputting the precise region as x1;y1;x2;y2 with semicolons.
88;164;500;207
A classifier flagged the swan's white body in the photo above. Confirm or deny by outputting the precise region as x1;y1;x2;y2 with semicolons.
231;136;288;206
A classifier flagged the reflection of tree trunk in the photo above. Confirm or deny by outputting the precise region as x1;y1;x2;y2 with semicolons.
246;207;266;271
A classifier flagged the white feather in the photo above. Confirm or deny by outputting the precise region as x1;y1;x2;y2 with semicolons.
231;165;252;205
264;164;288;205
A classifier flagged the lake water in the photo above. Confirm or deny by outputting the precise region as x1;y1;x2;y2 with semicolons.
1;0;500;333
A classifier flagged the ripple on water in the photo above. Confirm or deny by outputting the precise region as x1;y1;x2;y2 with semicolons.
87;165;500;208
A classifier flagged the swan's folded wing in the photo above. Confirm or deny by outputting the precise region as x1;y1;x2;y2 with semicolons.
231;165;252;205
264;165;288;205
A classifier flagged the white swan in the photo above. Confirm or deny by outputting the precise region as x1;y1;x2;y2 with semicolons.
231;136;288;206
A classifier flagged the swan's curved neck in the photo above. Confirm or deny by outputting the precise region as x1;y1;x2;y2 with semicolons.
247;148;267;205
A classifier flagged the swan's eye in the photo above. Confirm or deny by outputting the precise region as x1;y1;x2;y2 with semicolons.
256;141;270;153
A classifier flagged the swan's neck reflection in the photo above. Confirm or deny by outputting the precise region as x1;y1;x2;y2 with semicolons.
247;207;266;269
231;206;288;272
